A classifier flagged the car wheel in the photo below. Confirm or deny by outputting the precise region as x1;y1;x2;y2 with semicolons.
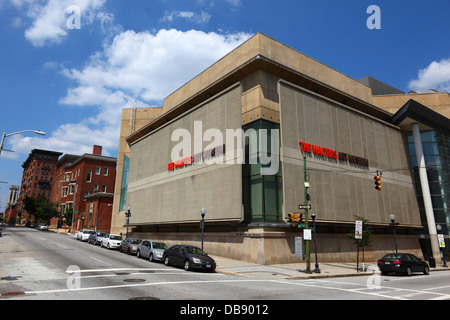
423;266;430;275
136;250;141;258
149;253;154;262
405;266;412;276
184;260;190;271
164;256;170;266
107;243;110;250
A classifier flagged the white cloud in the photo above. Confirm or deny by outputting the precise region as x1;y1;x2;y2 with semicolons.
161;10;211;24
60;29;251;104
408;57;450;93
13;0;110;46
5;29;251;158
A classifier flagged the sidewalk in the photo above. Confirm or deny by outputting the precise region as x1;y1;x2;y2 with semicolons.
48;227;449;279
212;255;450;280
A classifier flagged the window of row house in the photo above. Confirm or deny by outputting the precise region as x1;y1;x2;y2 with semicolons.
95;166;109;176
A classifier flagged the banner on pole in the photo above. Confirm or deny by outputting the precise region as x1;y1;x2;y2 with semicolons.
438;234;446;248
355;220;363;239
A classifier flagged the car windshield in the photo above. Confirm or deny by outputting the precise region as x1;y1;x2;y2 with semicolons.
110;235;122;240
382;254;403;260
153;242;168;249
129;239;141;244
185;246;207;255
97;232;106;236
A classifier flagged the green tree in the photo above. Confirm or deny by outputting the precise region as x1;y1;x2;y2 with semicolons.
23;196;59;223
347;215;374;270
63;206;73;230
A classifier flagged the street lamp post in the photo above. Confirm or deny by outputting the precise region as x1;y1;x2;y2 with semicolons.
0;130;46;155
436;224;448;268
126;205;131;239
390;213;399;254
311;213;321;273
201;207;206;250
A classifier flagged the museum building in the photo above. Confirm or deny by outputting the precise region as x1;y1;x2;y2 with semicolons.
111;33;450;264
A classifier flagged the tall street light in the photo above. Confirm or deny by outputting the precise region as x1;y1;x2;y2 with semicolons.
126;205;131;239
201;207;206;250
311;213;321;273
390;213;399;254
0;130;46;155
436;224;448;268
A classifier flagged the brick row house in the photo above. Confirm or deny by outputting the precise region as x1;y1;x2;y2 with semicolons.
17;149;62;224
16;145;116;233
50;145;116;233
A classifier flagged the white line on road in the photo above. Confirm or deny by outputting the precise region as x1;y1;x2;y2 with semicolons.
89;257;112;266
25;279;267;295
66;267;172;273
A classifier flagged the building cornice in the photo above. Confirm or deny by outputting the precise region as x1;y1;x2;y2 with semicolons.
126;54;393;145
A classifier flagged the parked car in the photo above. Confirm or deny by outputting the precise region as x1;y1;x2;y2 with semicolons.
26;221;36;228
120;238;142;254
101;234;123;250
378;253;430;276
137;240;169;262
163;245;216;272
36;223;49;231
88;231;107;245
76;229;95;241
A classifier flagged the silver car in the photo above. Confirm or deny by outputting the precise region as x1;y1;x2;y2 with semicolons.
88;231;107;245
37;223;49;231
136;240;169;262
119;238;142;255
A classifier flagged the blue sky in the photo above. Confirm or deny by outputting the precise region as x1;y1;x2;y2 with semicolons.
0;0;449;210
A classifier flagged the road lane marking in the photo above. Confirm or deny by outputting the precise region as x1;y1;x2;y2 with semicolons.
89;257;112;266
25;279;268;295
66;267;173;273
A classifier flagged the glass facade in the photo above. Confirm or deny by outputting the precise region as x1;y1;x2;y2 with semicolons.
242;120;283;223
119;155;130;211
408;130;450;253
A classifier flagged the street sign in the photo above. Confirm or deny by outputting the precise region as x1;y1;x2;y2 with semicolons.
438;234;446;248
298;204;311;210
355;220;363;239
303;229;312;241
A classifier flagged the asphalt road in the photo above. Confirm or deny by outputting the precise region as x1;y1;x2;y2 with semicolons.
1;226;450;310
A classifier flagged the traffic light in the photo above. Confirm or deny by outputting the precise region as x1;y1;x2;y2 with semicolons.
374;174;382;190
288;213;303;223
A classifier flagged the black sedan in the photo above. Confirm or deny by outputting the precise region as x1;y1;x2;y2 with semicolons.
163;245;216;272
378;253;429;276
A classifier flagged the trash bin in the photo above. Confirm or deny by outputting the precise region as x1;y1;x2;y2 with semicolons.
429;257;436;268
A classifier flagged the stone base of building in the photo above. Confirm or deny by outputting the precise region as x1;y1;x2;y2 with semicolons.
128;229;423;264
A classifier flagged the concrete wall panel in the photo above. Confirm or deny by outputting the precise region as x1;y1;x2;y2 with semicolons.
279;81;421;226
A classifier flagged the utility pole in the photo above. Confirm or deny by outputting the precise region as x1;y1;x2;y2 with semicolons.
304;157;311;273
